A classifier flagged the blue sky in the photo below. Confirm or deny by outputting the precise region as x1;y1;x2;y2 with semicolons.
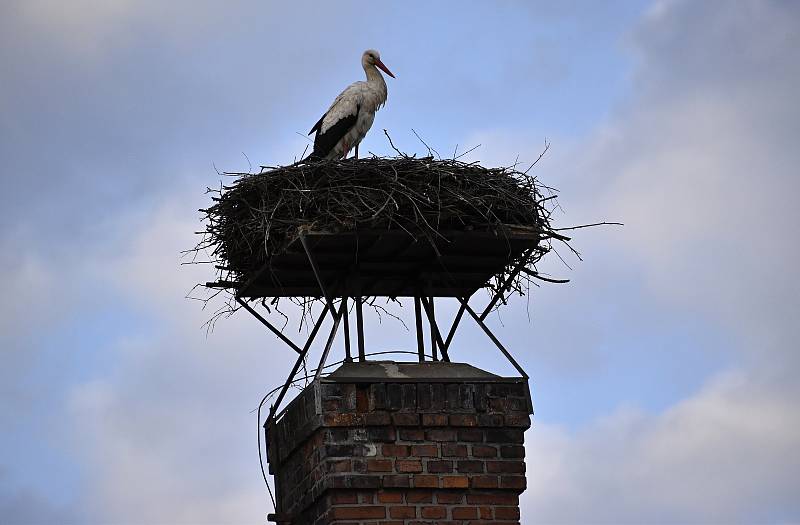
2;1;799;523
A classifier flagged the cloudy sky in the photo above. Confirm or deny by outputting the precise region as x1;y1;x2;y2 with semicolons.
2;1;798;523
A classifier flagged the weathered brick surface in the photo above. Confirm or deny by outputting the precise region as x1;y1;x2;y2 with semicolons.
267;376;531;524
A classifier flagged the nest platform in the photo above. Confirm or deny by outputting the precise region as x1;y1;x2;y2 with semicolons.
200;155;564;301
210;226;541;298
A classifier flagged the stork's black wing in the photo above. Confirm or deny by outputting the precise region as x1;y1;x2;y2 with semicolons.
307;105;360;160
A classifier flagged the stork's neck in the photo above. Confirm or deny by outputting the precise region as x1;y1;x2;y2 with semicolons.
364;64;388;99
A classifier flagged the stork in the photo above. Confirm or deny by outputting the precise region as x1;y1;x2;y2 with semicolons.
307;49;395;161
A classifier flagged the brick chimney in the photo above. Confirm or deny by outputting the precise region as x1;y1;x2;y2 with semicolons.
266;361;531;524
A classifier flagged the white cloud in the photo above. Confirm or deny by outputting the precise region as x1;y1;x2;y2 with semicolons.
523;369;800;523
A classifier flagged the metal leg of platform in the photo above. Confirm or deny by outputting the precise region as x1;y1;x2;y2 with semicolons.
313;300;346;381
414;296;425;362
267;302;333;424
299;233;337;313
458;297;528;379
342;297;352;362
442;301;467;354
355;296;365;361
419;296;450;362
479;250;531;321
429;296;438;361
235;297;303;355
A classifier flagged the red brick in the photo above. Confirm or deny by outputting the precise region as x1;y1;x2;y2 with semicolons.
486;428;523;444
457;460;484;473
500;445;525;458
441;443;468;457
330;491;358;504
383;475;410;488
500;475;527;490
356;387;369;412
392;412;420;426
471;475;499;488
457;428;484;442
504;414;531;427
349;474;381;488
382;444;410;457
406;490;434;503
426;429;456;441
377;490;403;503
411;444;439;457
368;426;396;442
331;506;386;519
421;413;448;426
389;506;416;519
327;459;352;473
323;413;361;426
367;459;393;472
477;414;505;426
413;475;439;488
436;492;464;504
421;506;446;519
472;445;498;458
441;475;469;488
396;459;423;473
466;492;519;505
495;506;521;519
426;460;453;473
364;411;391;425
399;428;425;441
486;460;525;473
452;507;479;519
449;414;478;427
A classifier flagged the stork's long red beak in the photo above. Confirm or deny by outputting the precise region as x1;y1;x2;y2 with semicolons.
375;58;395;78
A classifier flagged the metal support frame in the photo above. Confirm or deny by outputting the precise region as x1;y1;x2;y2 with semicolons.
355;297;365;361
342;297;352;362
442;301;467;353
414;296;425;362
479;250;531;321
428;296;438;361
235;297;302;355
242;235;532;428
312;300;346;381
419;295;450;362
266;302;332;423
458;297;528;379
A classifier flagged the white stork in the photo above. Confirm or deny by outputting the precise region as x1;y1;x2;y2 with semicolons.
307;49;395;160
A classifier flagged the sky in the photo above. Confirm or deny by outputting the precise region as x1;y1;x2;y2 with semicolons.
1;0;798;523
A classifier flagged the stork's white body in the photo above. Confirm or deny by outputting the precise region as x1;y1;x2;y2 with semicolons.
309;50;394;160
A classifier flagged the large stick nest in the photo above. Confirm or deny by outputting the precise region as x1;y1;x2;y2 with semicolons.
194;152;570;307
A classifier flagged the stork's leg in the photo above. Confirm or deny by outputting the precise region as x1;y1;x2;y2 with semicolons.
355;144;359;159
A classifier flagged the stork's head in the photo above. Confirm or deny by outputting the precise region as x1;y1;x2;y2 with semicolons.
363;49;395;78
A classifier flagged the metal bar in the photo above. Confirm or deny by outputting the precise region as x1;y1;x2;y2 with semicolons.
442;300;467;352
299;233;337;312
419;296;450;362
355;296;365;361
267;303;333;423
236;297;302;355
414;296;425;362
429;296;438;361
459;297;528;379
342;297;352;362
479;251;531;321
313;300;346;382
